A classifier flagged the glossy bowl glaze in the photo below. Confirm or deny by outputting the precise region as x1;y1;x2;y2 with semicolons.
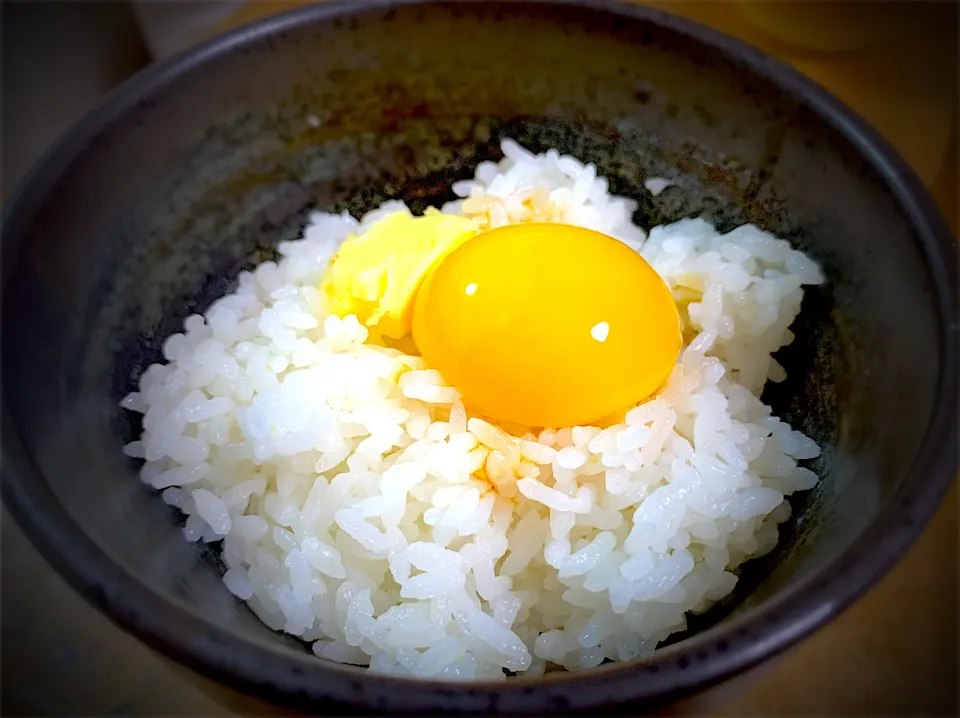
2;1;957;713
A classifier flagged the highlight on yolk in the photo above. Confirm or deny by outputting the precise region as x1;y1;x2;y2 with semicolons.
412;223;682;428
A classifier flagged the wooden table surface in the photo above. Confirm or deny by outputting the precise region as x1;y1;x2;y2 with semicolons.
2;1;957;715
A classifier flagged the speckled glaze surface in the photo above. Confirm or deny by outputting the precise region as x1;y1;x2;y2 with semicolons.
2;1;957;714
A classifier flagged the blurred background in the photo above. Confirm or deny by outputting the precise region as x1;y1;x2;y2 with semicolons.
2;1;957;715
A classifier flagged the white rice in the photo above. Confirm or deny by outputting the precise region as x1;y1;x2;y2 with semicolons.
643;177;676;196
122;139;823;679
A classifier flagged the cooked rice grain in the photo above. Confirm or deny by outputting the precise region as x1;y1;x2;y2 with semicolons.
122;140;823;679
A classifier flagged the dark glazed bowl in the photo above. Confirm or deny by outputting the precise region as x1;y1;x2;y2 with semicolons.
2;1;957;714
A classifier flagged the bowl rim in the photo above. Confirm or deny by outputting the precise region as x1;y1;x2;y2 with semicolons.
2;0;957;713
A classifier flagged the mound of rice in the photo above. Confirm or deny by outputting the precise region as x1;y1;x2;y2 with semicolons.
121;139;824;680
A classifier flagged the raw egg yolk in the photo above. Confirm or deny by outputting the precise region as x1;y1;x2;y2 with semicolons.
412;223;682;428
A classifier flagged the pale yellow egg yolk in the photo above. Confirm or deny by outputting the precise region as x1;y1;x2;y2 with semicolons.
319;209;479;340
412;223;682;428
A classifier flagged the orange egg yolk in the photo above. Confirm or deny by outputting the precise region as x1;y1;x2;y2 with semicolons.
412;223;682;428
